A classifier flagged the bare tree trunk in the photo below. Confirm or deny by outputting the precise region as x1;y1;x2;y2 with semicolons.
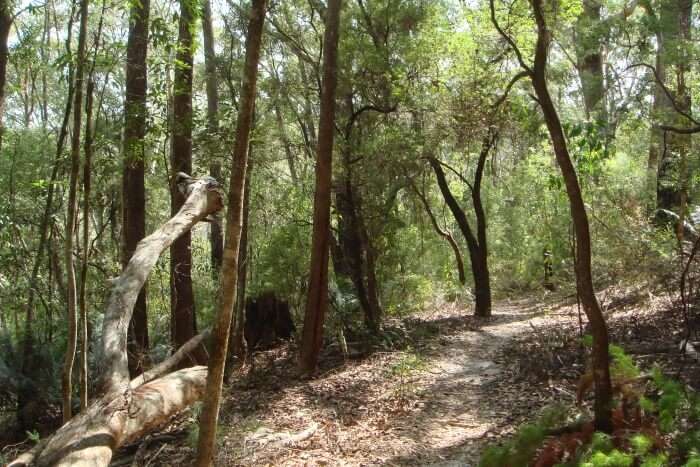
427;133;495;318
101;175;222;396
273;98;298;182
0;0;11;151
62;0;89;423
646;0;692;213
195;1;267;464
171;0;202;364
18;48;75;428
78;0;106;411
674;0;691;246
298;0;342;377
229;157;252;365
202;0;224;275
123;0;150;377
78;78;94;412
528;0;613;431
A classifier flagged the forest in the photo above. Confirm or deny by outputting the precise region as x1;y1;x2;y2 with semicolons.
0;0;698;465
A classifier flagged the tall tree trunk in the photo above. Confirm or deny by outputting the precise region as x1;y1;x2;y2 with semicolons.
674;0;691;244
62;0;89;424
0;0;11;151
229;156;252;365
528;0;613;431
78;0;106;410
202;0;224;275
298;0;342;376
195;0;267;464
123;0;150;377
18;34;76;428
78;77;95;412
170;0;202;364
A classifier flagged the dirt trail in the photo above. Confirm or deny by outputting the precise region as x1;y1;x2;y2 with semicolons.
148;298;580;467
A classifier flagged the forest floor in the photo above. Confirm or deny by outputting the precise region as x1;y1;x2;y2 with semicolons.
108;285;694;467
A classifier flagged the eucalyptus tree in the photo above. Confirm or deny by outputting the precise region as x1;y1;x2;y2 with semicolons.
122;0;150;376
170;0;201;361
298;0;342;376
62;0;89;423
427;131;498;318
196;0;268;463
489;0;614;430
202;0;223;274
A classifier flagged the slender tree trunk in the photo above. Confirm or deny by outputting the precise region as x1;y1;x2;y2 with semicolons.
78;77;95;412
229;157;252;364
18;44;75;429
427;134;494;318
62;0;89;424
411;183;466;284
298;0;342;377
195;1;267;464
78;0;106;411
646;48;666;209
0;0;11;151
674;0;691;245
171;0;202;364
202;0;224;275
123;0;150;377
273;98;298;182
529;0;613;431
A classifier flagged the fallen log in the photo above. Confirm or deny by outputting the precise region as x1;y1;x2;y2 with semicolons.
9;174;223;467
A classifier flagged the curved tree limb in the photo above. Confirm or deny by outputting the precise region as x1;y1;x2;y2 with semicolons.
10;175;222;467
101;174;223;396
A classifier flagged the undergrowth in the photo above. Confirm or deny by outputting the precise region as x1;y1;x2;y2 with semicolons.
480;339;700;467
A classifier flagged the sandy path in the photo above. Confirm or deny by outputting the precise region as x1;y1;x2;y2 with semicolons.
147;298;579;467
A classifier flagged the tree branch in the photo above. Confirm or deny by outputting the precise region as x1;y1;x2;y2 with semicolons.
627;62;700;127
493;70;529;108
489;0;533;75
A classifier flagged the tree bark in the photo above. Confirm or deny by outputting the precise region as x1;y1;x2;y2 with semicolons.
298;0;342;377
427;133;495;318
62;0;89;423
171;0;202;363
18;56;75;430
9;367;208;467
195;1;267;464
228;156;252;366
78;77;95;412
122;0;150;377
0;0;11;151
202;0;224;275
528;0;613;431
101;175;223;397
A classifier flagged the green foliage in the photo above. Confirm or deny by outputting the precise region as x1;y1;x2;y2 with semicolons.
652;366;686;433
482;346;700;466
479;407;568;467
580;449;634;467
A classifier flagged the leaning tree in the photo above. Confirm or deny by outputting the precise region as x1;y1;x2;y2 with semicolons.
9;174;222;467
